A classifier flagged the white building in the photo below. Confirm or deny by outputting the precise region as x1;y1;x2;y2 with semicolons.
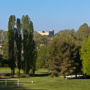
38;29;54;36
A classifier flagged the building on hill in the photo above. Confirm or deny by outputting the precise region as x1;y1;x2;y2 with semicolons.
49;29;54;36
38;30;49;36
38;29;54;36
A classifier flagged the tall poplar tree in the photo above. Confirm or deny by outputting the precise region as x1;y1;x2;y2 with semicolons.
8;15;16;75
22;15;36;74
15;18;22;74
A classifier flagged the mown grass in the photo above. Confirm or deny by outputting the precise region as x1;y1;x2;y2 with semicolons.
0;67;90;90
0;67;24;74
19;77;90;90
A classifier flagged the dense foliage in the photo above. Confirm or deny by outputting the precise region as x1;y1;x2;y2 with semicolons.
1;17;90;78
36;46;48;69
22;15;36;74
8;15;16;75
80;35;90;75
48;35;81;78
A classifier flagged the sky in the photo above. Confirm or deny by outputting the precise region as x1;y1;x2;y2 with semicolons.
0;0;90;33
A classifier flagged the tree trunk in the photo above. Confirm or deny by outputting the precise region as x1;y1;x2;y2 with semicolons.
18;69;20;75
25;69;29;75
12;69;15;75
64;75;67;80
32;67;35;75
11;69;15;76
75;73;77;79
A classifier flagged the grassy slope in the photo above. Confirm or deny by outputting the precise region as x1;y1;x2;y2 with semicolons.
0;67;90;90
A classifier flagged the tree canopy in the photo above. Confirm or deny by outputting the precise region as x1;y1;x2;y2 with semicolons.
48;34;80;77
80;35;90;75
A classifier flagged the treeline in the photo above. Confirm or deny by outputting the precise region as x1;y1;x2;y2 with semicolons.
0;15;36;75
0;15;90;78
48;23;90;78
8;15;37;75
36;23;90;78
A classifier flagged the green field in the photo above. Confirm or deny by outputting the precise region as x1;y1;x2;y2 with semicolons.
0;68;90;90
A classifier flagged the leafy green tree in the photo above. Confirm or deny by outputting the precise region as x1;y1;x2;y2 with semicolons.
22;15;36;74
2;41;9;65
31;41;37;74
34;32;51;49
0;30;7;43
57;29;76;38
8;15;16;75
75;23;90;75
48;35;80;78
80;35;90;75
15;18;22;74
77;23;90;42
36;46;48;69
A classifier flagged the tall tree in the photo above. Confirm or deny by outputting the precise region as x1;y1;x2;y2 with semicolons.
22;15;36;74
48;35;80;78
8;15;16;75
15;18;22;74
76;23;90;42
80;35;90;75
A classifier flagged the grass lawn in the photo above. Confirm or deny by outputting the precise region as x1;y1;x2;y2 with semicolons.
0;67;90;90
19;77;90;90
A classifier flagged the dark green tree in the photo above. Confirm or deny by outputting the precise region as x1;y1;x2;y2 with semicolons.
8;15;16;75
15;18;22;74
76;23;90;42
75;23;90;75
22;15;36;74
0;54;3;67
48;35;80;79
31;40;37;74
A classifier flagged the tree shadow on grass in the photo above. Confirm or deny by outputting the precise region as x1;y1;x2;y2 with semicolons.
30;73;50;77
0;72;50;78
0;87;46;90
0;80;46;90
